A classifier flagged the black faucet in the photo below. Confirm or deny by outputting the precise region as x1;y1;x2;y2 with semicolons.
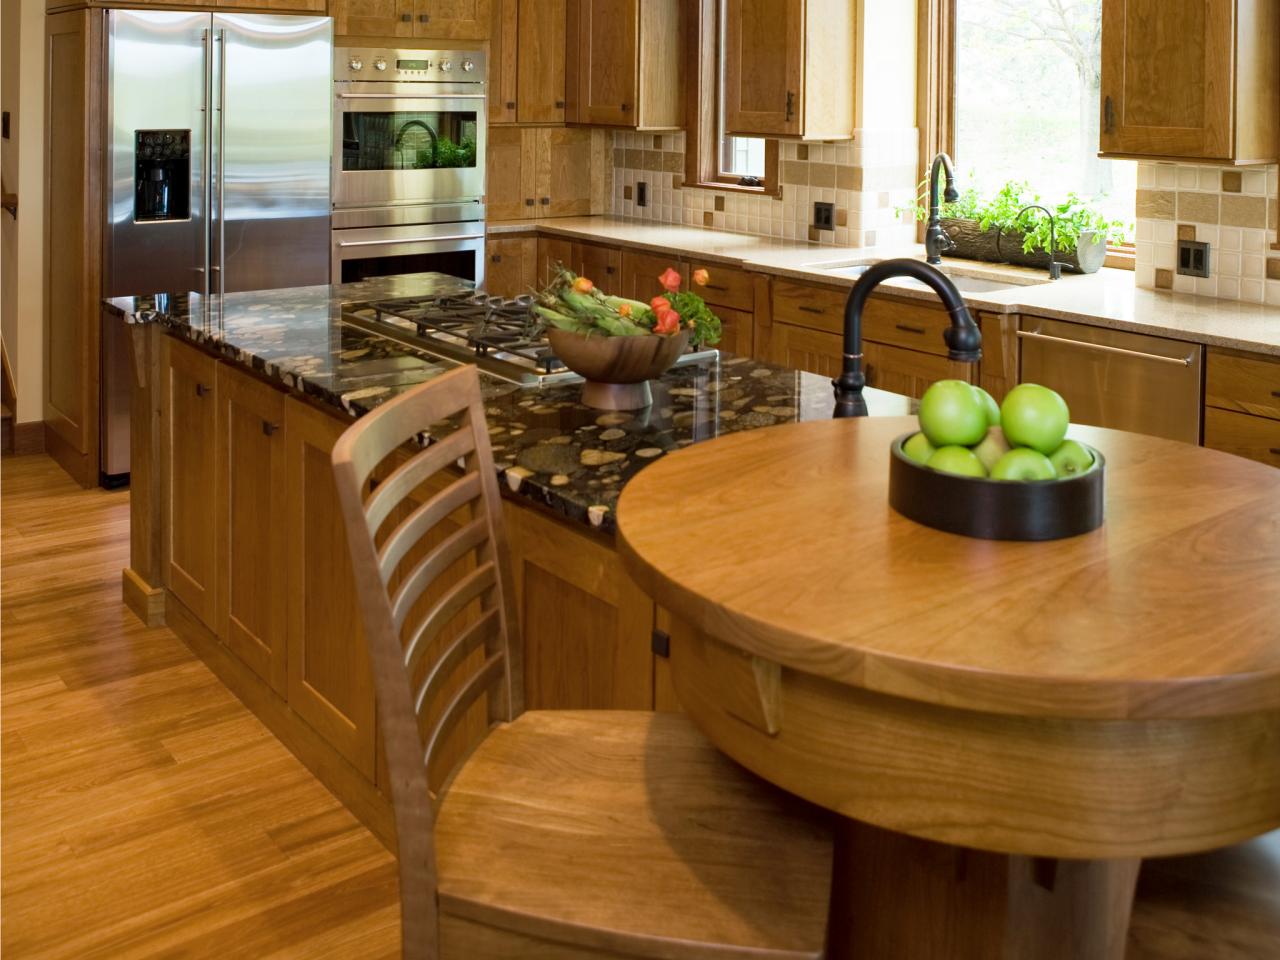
925;153;959;265
832;259;982;418
1005;204;1069;280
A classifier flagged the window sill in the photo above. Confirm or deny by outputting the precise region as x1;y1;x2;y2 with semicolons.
685;179;777;198
1104;246;1135;271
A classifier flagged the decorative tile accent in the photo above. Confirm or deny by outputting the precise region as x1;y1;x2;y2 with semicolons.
1136;190;1175;220
1222;170;1243;193
1177;224;1196;241
1221;195;1267;229
797;144;809;161
1177;192;1220;223
1267;259;1280;281
714;195;725;212
1154;269;1174;289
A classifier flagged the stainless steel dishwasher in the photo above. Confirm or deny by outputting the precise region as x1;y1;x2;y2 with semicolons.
1017;317;1203;444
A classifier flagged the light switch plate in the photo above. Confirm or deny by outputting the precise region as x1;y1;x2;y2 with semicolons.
1177;239;1210;278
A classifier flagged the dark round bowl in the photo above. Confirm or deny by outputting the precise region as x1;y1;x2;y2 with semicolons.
888;433;1105;541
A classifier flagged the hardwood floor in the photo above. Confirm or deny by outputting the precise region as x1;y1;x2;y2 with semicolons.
1;455;398;959
1;453;1276;958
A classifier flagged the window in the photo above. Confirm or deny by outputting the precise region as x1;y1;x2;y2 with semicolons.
944;0;1134;238
715;4;765;184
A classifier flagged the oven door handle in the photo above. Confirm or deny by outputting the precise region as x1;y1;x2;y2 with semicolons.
337;234;484;248
335;93;488;101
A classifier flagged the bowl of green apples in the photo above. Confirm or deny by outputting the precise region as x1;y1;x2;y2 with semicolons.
889;380;1104;541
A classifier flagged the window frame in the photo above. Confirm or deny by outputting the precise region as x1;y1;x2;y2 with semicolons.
685;0;779;196
917;0;1135;267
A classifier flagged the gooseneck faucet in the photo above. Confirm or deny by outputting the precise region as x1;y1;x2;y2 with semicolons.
1006;204;1069;280
925;153;959;265
832;259;982;418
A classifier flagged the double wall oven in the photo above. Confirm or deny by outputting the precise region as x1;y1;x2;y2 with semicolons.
332;48;486;285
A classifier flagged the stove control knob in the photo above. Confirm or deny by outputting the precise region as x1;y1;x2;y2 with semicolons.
439;59;453;72
373;58;387;71
461;59;475;73
347;57;363;72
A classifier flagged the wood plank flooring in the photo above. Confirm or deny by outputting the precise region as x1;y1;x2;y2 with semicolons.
2;453;1277;958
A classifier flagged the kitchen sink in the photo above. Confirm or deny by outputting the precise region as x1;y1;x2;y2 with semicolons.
809;261;1051;294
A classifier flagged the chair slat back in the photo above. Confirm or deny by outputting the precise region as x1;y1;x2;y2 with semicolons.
331;365;524;960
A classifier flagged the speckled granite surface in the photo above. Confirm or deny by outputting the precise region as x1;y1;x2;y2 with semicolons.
105;272;913;532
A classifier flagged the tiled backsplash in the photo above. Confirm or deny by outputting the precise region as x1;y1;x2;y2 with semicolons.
609;129;919;248
1135;161;1280;305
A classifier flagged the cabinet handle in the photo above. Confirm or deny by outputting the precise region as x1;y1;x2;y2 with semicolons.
895;323;927;335
605;265;615;274
195;382;210;397
1104;95;1115;134
620;103;631;112
798;305;825;315
785;91;795;122
704;283;728;291
400;12;411;21
539;197;550;205
490;254;502;262
1271;448;1280;455
555;99;565;108
506;100;516;109
1016;329;1194;366
525;198;535;206
418;13;429;23
262;420;279;437
1271;389;1280;398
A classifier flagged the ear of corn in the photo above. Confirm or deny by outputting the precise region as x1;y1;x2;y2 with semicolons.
533;263;663;338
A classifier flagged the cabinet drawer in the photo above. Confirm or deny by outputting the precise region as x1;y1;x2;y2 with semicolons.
771;279;847;334
1205;349;1280;421
861;297;953;358
691;262;754;311
1203;407;1280;469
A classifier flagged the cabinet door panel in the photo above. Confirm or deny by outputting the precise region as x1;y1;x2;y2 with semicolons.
1203;407;1280;468
335;0;413;38
573;241;622;284
486;126;535;220
620;249;688;303
863;341;974;400
575;0;638;126
766;322;844;378
489;0;518;123
215;365;287;695
537;237;575;286
723;0;802;136
517;0;567;123
1100;0;1232;158
537;128;597;218
285;399;375;778
165;339;218;628
414;0;492;39
715;305;755;359
484;237;538;297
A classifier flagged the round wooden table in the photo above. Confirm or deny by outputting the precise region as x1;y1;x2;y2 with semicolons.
617;416;1280;960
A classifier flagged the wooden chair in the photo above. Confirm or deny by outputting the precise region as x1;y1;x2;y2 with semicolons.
332;365;834;960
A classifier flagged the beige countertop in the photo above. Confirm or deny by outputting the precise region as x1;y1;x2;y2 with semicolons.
489;216;1280;357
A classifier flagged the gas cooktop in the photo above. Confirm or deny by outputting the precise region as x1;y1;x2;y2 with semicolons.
341;291;719;386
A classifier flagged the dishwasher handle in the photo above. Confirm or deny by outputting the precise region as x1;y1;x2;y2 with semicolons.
1017;329;1196;367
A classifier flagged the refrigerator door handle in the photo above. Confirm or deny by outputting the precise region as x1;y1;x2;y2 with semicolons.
202;27;212;294
211;28;227;293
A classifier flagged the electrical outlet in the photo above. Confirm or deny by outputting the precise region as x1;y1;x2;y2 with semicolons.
813;201;835;231
636;181;648;208
1177;239;1210;278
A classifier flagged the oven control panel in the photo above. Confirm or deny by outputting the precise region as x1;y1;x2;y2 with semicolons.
335;48;485;83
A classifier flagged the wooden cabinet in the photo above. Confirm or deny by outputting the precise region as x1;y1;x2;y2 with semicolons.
620;249;688;303
486;127;601;221
490;0;566;124
714;306;755;358
335;0;491;40
977;312;1018;404
537;236;575;285
1100;0;1279;162
765;322;843;378
573;240;622;283
1203;348;1280;467
164;338;219;629
284;398;376;778
567;0;684;130
214;364;288;695
504;502;656;709
722;0;855;140
484;236;538;297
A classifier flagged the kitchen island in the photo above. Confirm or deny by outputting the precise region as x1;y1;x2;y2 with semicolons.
107;272;912;847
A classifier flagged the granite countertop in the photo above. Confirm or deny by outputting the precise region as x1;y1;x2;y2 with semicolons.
105;273;912;533
491;216;1280;356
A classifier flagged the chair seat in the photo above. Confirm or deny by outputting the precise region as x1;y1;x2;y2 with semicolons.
434;710;834;960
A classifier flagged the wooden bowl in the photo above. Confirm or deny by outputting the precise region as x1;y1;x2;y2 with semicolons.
888;434;1105;541
547;328;690;409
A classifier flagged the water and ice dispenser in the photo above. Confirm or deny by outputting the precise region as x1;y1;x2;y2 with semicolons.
134;129;190;222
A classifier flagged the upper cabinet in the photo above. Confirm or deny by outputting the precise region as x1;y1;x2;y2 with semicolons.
1099;0;1279;163
334;0;491;40
490;0;568;124
722;0;855;140
486;126;604;220
566;0;684;130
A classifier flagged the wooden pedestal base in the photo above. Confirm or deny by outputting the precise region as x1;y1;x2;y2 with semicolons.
831;820;1140;960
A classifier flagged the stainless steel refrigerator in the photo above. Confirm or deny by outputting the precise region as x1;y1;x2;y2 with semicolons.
102;9;332;484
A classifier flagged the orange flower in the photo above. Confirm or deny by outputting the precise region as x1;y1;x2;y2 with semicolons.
654;306;681;335
572;276;595;293
692;268;710;286
649;294;670;312
618;303;632;318
658;267;682;293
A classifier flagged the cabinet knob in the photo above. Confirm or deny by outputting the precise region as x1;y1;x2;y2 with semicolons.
262;420;279;437
195;382;210;397
418;13;430;22
605;265;615;274
620;103;630;112
555;100;565;109
1104;95;1115;134
400;12;411;21
525;198;535;206
506;101;516;109
491;254;502;262
539;197;550;205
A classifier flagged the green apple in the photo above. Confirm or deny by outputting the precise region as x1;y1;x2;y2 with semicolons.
971;426;1011;473
926;445;987;478
972;385;1001;427
1000;384;1070;454
902;432;937;465
918;380;988;447
1048;439;1094;477
990;447;1057;481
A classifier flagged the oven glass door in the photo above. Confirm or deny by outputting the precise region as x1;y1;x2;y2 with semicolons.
334;88;486;209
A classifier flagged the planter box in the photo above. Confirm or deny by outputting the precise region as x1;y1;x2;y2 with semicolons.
942;219;1107;274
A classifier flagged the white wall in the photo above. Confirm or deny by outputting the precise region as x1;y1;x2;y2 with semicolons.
0;0;47;425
